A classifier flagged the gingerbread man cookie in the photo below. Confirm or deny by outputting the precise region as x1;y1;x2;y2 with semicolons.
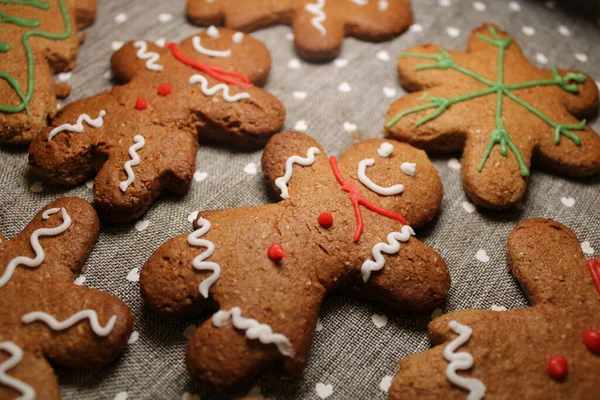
0;197;133;399
140;131;450;391
385;24;600;210
29;28;285;223
186;0;413;60
390;218;600;399
0;0;97;144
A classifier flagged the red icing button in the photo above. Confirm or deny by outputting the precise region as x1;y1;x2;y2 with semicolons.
267;244;288;262
547;355;568;380
157;83;171;96
135;98;147;110
583;329;600;353
318;212;333;228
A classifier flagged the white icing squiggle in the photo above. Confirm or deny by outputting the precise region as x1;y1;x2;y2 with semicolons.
213;307;295;357
275;147;321;199
189;74;251;103
358;159;404;196
119;135;146;192
134;41;164;71
21;310;117;337
378;142;394;158
305;0;326;36
48;110;106;140
192;36;231;58
361;225;414;282
0;208;71;289
401;162;416;177
0;342;35;400
444;321;487;400
350;0;368;5
188;217;221;298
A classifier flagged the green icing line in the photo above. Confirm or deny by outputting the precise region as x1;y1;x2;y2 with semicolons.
0;0;71;114
0;42;11;51
0;0;49;9
388;26;587;177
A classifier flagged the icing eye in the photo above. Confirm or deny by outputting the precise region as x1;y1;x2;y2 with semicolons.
267;243;288;262
547;355;568;380
157;83;171;97
318;212;333;228
135;98;147;111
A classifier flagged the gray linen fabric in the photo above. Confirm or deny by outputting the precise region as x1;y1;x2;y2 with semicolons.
1;0;599;398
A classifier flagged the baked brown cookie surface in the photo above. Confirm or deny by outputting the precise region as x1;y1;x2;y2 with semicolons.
28;28;285;223
0;0;97;144
0;197;133;400
140;131;450;391
390;219;600;399
186;0;413;60
385;24;600;210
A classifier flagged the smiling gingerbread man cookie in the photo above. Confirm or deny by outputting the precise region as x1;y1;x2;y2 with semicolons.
187;0;413;60
28;28;285;223
140;131;450;391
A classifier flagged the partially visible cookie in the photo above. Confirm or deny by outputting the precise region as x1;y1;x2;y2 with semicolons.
0;0;97;144
0;197;133;399
384;24;600;210
140;131;449;391
29;28;285;222
390;219;600;399
186;0;413;60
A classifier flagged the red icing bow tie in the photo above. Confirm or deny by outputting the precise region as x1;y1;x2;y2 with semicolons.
588;259;600;294
329;156;408;242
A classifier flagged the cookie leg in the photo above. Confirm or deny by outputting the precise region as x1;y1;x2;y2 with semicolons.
0;344;60;400
23;283;133;368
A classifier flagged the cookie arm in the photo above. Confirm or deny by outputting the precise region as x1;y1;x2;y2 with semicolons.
27;284;133;368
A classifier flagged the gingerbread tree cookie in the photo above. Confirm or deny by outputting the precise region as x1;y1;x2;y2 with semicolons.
140;131;450;391
0;197;133;399
390;218;600;399
385;24;600;210
0;0;97;144
186;0;413;60
29;28;286;223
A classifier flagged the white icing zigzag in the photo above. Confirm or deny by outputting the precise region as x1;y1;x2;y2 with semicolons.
192;36;231;58
21;310;117;337
358;158;404;196
361;225;414;282
188;217;221;298
274;147;321;199
0;208;71;289
134;41;164;71
213;307;295;357
444;320;487;400
305;0;327;36
119;135;146;192
189;74;251;103
48;110;106;140
0;342;35;400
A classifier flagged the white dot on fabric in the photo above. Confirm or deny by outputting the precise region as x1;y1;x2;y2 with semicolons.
371;313;388;328
243;162;258;175
114;393;128;400
58;72;72;82
558;25;571;36
29;181;43;193
111;41;124;51
294;120;308;132
410;23;423;33
574;53;588;63
316;383;333;399
114;13;127;23
158;13;173;23
128;331;139;344
509;1;521;11
193;171;208;182
446;27;460;38
521;26;536;36
126;267;140;282
343;122;358;134
439;0;451;6
560;196;575;207
383;87;396;98
447;158;461;170
334;58;348;68
293;91;307;100
475;249;490;263
535;52;548;64
472;1;486;11
379;375;394;392
462;201;476;214
377;50;391;62
135;220;150;232
338;82;352;92
74;276;86;286
288;58;301;69
581;241;595;255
